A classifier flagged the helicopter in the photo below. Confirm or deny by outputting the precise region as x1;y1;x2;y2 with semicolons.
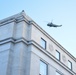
47;22;62;27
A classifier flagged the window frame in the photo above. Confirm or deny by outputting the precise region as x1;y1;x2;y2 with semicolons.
40;60;48;75
41;38;46;49
68;60;72;70
56;50;60;61
56;71;61;75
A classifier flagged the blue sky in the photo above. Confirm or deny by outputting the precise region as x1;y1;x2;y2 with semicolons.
0;0;76;57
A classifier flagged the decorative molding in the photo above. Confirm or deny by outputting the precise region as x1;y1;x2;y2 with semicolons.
49;44;54;51
62;54;66;62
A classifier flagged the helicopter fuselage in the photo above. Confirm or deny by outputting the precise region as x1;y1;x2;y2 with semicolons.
47;22;62;27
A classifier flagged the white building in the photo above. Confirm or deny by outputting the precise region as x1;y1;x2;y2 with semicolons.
0;11;76;75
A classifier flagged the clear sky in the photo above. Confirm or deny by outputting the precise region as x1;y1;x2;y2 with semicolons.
0;0;76;57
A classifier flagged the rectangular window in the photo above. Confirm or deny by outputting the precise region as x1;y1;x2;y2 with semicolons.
68;60;72;70
56;50;60;61
40;60;47;75
56;71;61;75
41;38;46;49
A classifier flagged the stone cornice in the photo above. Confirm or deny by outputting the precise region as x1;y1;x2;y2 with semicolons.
0;11;30;26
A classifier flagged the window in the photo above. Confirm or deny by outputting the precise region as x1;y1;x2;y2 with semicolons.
68;60;72;70
41;38;46;49
56;50;60;61
40;61;47;75
56;71;61;75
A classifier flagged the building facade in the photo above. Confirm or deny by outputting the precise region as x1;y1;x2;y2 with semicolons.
0;11;76;75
